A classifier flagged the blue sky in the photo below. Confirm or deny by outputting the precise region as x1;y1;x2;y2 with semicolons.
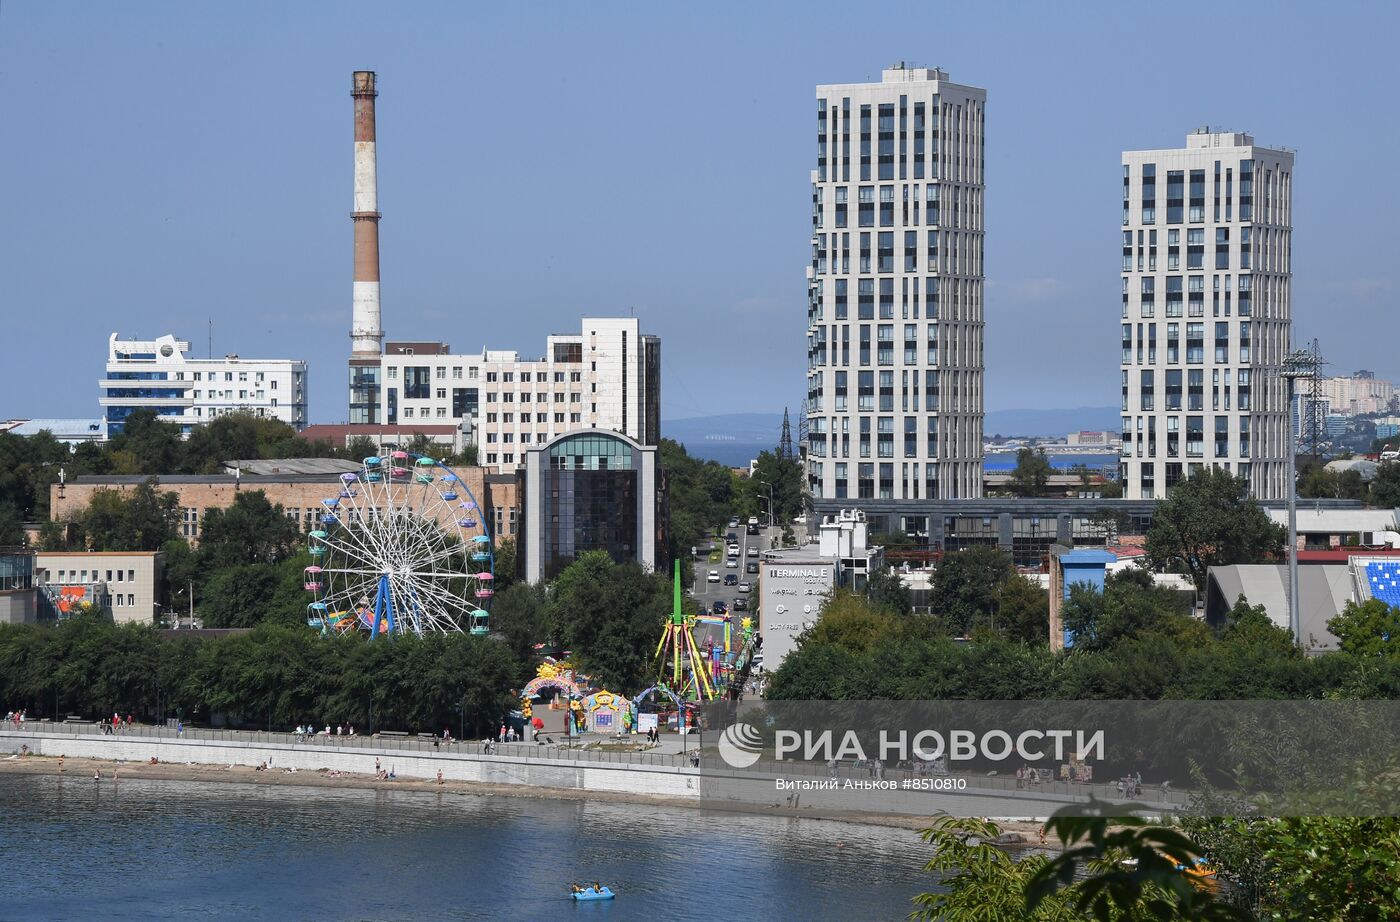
2;1;1397;424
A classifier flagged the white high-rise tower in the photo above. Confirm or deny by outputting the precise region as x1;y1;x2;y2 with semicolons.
805;64;986;502
1120;130;1294;499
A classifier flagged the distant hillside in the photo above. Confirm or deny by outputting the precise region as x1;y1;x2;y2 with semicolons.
985;406;1120;438
662;413;783;466
662;406;1121;466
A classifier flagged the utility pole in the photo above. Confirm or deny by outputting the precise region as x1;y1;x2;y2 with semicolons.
1281;345;1324;649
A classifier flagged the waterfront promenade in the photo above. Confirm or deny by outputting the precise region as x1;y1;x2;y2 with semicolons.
0;721;1187;821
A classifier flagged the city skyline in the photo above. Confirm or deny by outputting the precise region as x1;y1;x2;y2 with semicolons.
2;3;1398;427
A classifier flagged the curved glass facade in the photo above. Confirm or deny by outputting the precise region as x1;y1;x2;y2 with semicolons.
539;433;641;580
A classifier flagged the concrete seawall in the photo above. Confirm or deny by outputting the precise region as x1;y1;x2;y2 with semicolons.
0;729;702;799
0;727;1182;820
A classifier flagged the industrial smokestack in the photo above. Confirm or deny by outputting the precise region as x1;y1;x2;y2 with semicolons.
350;71;383;356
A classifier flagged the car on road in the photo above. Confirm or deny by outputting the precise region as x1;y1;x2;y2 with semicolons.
732;597;748;611
726;532;738;542
725;558;738;568
723;574;738;586
728;518;739;528
747;517;759;526
747;546;759;558
707;570;720;583
746;523;760;535
737;582;751;594
711;600;727;615
745;561;759;574
727;544;740;556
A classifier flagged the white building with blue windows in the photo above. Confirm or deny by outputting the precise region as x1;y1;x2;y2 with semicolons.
100;333;308;438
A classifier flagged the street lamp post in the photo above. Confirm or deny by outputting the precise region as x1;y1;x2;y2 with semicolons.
758;480;774;527
1281;348;1320;650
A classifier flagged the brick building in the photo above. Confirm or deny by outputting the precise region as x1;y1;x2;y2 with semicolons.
51;468;523;548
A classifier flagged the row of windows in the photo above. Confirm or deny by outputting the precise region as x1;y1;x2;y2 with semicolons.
1122;416;1252;461
816;96;984;184
814;183;979;231
812;229;981;276
169;371;281;383
47;568;138;584
384;366;586;383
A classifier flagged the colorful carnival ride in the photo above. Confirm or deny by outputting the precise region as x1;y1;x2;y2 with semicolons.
305;452;494;637
650;561;759;704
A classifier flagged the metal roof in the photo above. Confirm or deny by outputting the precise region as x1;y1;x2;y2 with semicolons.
1205;564;1350;652
222;458;363;476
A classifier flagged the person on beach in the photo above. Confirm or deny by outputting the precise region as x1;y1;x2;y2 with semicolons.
436;769;444;785
376;757;382;773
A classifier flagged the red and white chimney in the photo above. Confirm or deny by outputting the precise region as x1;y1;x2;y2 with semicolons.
350;71;383;356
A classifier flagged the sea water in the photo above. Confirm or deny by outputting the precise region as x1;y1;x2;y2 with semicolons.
0;773;936;921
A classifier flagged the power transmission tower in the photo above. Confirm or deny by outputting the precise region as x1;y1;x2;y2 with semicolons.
1289;339;1327;464
778;407;795;461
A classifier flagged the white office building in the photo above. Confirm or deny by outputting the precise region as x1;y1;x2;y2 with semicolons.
805;64;986;502
362;318;659;473
1120;130;1294;500
101;333;308;438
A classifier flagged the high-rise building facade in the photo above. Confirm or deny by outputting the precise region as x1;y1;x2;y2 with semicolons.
806;64;986;502
100;333;308;438
361;318;660;473
1120;130;1294;500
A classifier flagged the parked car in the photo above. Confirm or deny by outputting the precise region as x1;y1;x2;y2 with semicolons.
745;561;759;574
737;582;751;594
723;574;738;586
732;597;748;611
707;570;720;583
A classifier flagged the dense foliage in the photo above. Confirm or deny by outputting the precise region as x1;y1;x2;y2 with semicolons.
0;616;521;735
1143;469;1285;591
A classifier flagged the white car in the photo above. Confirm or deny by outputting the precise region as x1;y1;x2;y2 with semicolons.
747;517;759;526
708;570;720;583
747;546;759;558
727;544;740;556
737;582;751;594
726;558;738;568
728;518;740;528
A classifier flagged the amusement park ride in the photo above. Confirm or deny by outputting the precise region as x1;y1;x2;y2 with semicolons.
304;452;495;637
650;561;757;703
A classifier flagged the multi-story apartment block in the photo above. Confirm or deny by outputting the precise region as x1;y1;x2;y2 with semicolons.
354;318;659;473
100;333;308;438
1120;130;1294;500
805;64;986;502
1316;371;1396;417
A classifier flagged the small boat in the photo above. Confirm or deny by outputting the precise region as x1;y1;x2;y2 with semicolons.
570;886;615;902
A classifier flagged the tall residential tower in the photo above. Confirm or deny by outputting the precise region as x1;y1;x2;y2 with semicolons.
806;64;986;502
1120;130;1293;499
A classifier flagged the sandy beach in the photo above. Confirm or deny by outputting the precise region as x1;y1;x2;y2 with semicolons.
0;751;1050;844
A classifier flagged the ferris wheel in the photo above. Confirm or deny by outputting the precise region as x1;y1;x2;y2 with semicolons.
304;451;494;637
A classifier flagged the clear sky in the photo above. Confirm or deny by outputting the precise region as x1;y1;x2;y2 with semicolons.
3;1;1397;424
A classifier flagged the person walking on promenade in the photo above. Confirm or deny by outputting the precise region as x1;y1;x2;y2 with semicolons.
498;724;506;743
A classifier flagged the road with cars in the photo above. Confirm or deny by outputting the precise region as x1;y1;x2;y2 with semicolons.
688;519;772;631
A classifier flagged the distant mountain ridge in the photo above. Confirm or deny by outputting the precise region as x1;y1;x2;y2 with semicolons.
662;407;1120;465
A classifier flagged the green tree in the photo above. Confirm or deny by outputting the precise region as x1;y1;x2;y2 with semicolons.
744;449;804;525
997;574;1051;644
1220;596;1296;655
80;479;181;551
492;536;517;590
659;438;736;565
804;589;897;654
549;550;668;691
912;815;1082;921
489;580;551;670
1372;461;1400;508
1010;447;1055;497
1144;468;1284;592
930;545;1015;634
1327;598;1400;658
183;412;300;472
111;409;185;473
199;564;283;628
865;566;912;615
196;490;301;568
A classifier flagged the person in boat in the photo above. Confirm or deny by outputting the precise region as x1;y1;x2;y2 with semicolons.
593;882;602;893
570;884;581;894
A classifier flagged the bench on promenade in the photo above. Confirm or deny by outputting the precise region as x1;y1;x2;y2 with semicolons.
376;731;409;738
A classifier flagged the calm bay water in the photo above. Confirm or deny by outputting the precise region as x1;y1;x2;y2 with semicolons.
0;773;934;921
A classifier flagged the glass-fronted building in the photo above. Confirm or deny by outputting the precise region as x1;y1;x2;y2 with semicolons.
0;548;37;624
522;430;659;582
